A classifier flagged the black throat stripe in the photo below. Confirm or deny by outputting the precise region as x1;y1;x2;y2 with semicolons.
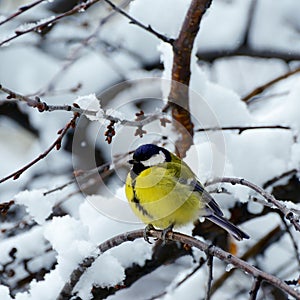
130;174;153;219
130;162;148;179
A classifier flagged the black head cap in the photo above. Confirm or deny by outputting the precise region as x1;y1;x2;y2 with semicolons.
130;144;171;163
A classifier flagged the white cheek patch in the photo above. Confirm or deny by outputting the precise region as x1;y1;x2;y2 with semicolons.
142;151;166;166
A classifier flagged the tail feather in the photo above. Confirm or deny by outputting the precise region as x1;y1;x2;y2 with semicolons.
206;214;250;241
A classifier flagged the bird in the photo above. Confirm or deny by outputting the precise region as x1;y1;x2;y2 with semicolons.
125;144;249;241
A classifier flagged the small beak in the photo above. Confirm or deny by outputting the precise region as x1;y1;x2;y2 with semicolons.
128;159;136;164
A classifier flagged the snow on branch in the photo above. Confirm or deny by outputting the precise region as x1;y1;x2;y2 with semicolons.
0;85;169;183
0;84;168;146
0;85;167;128
206;177;300;232
57;228;300;300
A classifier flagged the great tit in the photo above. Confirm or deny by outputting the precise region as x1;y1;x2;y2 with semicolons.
125;144;249;241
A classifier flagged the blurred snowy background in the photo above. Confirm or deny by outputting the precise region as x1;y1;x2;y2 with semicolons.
0;0;300;299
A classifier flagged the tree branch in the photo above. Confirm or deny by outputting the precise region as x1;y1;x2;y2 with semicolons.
0;113;79;184
103;0;174;44
210;225;283;295
0;0;102;46
196;125;291;134
168;0;212;157
249;277;262;300
242;66;300;102
263;169;297;189
206;177;300;232
205;253;214;300
197;47;300;63
0;0;46;26
57;229;300;300
0;84;168;128
280;215;300;267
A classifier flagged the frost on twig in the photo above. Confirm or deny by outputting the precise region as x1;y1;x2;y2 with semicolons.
0;84;169;137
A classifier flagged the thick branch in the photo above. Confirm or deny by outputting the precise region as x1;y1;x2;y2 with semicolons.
168;0;212;157
171;0;212;90
57;229;300;300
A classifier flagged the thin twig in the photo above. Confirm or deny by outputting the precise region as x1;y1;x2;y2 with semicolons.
210;226;282;296
240;0;257;46
196;125;291;134
39;0;132;95
197;47;300;63
263;169;297;189
103;0;174;44
0;0;102;46
280;215;300;267
206;177;300;232
205;254;213;300
249;277;262;300
0;114;79;184
57;229;300;300
0;0;46;26
0;84;168;127
242;66;300;102
148;257;207;300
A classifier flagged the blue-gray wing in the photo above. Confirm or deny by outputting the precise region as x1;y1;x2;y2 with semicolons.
193;181;224;216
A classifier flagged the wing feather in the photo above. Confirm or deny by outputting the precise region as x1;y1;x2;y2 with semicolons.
192;182;223;216
167;160;224;217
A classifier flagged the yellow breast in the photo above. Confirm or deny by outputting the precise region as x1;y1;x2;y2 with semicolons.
125;166;203;229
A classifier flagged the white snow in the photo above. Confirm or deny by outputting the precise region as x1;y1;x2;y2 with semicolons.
14;189;56;225
75;93;103;121
250;0;300;53
0;285;11;300
14;269;64;300
75;253;125;300
197;0;252;51
1;0;300;299
44;216;94;281
210;57;288;96
0;226;47;265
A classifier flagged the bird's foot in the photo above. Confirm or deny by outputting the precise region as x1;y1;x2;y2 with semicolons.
161;224;174;243
143;224;155;244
